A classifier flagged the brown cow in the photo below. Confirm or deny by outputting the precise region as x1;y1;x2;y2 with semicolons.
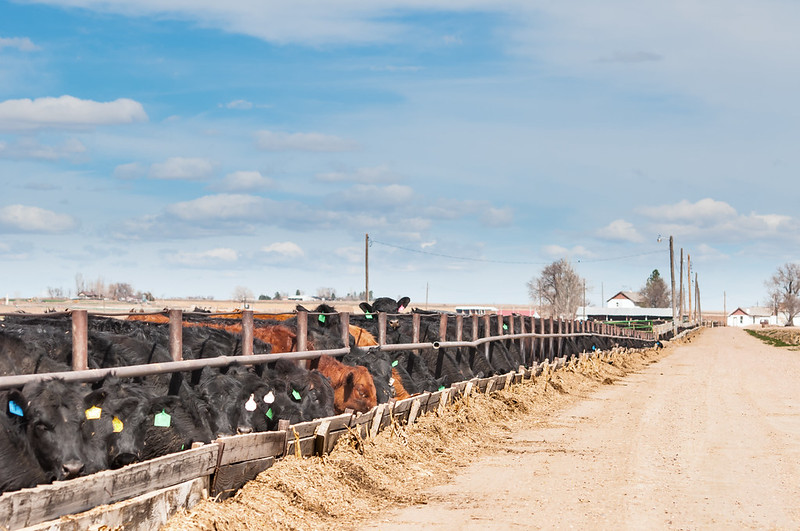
347;324;411;399
316;355;377;414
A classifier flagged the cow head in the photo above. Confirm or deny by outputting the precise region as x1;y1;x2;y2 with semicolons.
360;296;411;315
16;380;88;481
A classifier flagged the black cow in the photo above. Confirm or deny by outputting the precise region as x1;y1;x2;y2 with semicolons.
342;346;394;403
359;296;411;315
270;359;335;422
1;393;47;492
8;379;91;481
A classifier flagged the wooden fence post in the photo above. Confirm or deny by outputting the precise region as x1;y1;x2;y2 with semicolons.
296;311;307;368
71;310;88;371
242;310;254;356
169;309;183;362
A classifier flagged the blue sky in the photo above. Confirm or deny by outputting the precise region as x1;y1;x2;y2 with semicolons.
1;0;798;310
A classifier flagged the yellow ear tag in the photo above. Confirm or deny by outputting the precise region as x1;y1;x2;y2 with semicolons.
85;406;102;420
112;416;124;433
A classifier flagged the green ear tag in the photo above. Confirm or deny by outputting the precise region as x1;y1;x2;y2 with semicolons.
266;408;274;420
181;444;185;451
365;312;373;319
438;385;446;391
291;389;302;401
392;360;399;367
154;410;171;428
318;314;326;323
503;324;508;330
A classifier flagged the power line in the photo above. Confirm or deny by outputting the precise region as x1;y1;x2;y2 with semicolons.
369;239;664;265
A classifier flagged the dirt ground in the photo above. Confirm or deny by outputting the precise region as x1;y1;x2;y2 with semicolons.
162;327;800;530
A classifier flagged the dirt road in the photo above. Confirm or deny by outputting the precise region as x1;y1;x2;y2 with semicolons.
363;327;800;530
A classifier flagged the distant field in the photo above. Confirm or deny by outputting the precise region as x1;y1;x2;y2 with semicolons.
0;298;536;316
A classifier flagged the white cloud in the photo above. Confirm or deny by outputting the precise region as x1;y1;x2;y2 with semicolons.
113;162;145;180
213;171;274;192
543;244;593;258
0;137;86;161
638;198;737;224
262;241;304;258
255;130;359;152
316;165;397;183
597;219;644;243
224;99;253;110
0;205;78;233
481;207;513;227
0;96;147;131
0;37;40;52
165;247;239;266
166;194;265;221
148;157;215;180
329;184;414;210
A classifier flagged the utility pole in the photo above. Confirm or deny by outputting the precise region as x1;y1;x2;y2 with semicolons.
365;233;370;303
723;290;727;326
670;236;677;335
425;282;429;310
678;248;684;322
695;273;701;325
687;254;692;323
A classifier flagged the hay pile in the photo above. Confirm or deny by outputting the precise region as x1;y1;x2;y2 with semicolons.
162;343;672;531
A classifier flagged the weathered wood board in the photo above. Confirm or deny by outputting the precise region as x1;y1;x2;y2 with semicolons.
212;457;274;500
24;477;209;531
0;444;219;530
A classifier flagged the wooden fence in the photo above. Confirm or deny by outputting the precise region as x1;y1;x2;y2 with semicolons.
0;308;668;529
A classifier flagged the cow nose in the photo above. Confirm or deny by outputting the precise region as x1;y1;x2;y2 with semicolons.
237;426;253;435
111;452;138;469
62;460;85;478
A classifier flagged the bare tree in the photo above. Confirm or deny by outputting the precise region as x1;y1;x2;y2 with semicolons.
766;263;800;326
75;273;85;295
46;286;65;298
527;258;584;318
233;286;254;303
109;283;135;301
639;269;671;307
316;287;336;300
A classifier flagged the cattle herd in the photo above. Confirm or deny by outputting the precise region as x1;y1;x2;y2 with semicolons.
0;296;633;495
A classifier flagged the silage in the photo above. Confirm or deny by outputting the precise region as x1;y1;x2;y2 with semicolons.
162;342;674;531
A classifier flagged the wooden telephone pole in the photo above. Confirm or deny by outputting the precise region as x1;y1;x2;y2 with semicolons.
365;233;370;303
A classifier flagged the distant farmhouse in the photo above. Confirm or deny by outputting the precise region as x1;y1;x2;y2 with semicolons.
725;306;800;327
577;291;673;321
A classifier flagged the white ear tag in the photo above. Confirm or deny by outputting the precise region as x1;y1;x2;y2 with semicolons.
389;378;395;385
245;394;257;412
264;391;275;404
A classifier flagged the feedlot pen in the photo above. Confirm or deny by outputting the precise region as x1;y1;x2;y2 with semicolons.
0;308;689;530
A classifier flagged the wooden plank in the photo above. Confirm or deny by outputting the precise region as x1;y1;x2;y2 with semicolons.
25;476;209;531
423;390;441;413
314;420;332;456
436;389;450;415
369;404;386;438
212;457;274;500
286;436;316;458
0;444;219;530
215;431;286;466
407;398;422;425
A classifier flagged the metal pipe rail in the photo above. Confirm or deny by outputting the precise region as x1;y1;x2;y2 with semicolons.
0;330;653;391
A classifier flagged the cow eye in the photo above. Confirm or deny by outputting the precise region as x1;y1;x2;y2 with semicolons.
34;421;52;432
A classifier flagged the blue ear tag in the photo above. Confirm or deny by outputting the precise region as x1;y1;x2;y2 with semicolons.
365;312;373;319
318;314;326;323
154;410;171;428
391;360;398;367
291;389;302;401
8;400;23;417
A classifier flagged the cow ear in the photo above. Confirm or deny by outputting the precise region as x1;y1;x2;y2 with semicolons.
345;372;355;388
396;297;411;311
83;389;108;408
359;303;374;314
296;305;308;312
6;390;27;425
168;372;184;396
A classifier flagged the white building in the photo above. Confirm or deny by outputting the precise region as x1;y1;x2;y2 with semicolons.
607;291;645;309
727;307;776;327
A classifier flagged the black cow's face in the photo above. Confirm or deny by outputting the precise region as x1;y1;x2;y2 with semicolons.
14;382;88;481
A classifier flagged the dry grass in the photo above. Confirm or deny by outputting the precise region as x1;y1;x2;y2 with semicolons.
161;342;677;531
